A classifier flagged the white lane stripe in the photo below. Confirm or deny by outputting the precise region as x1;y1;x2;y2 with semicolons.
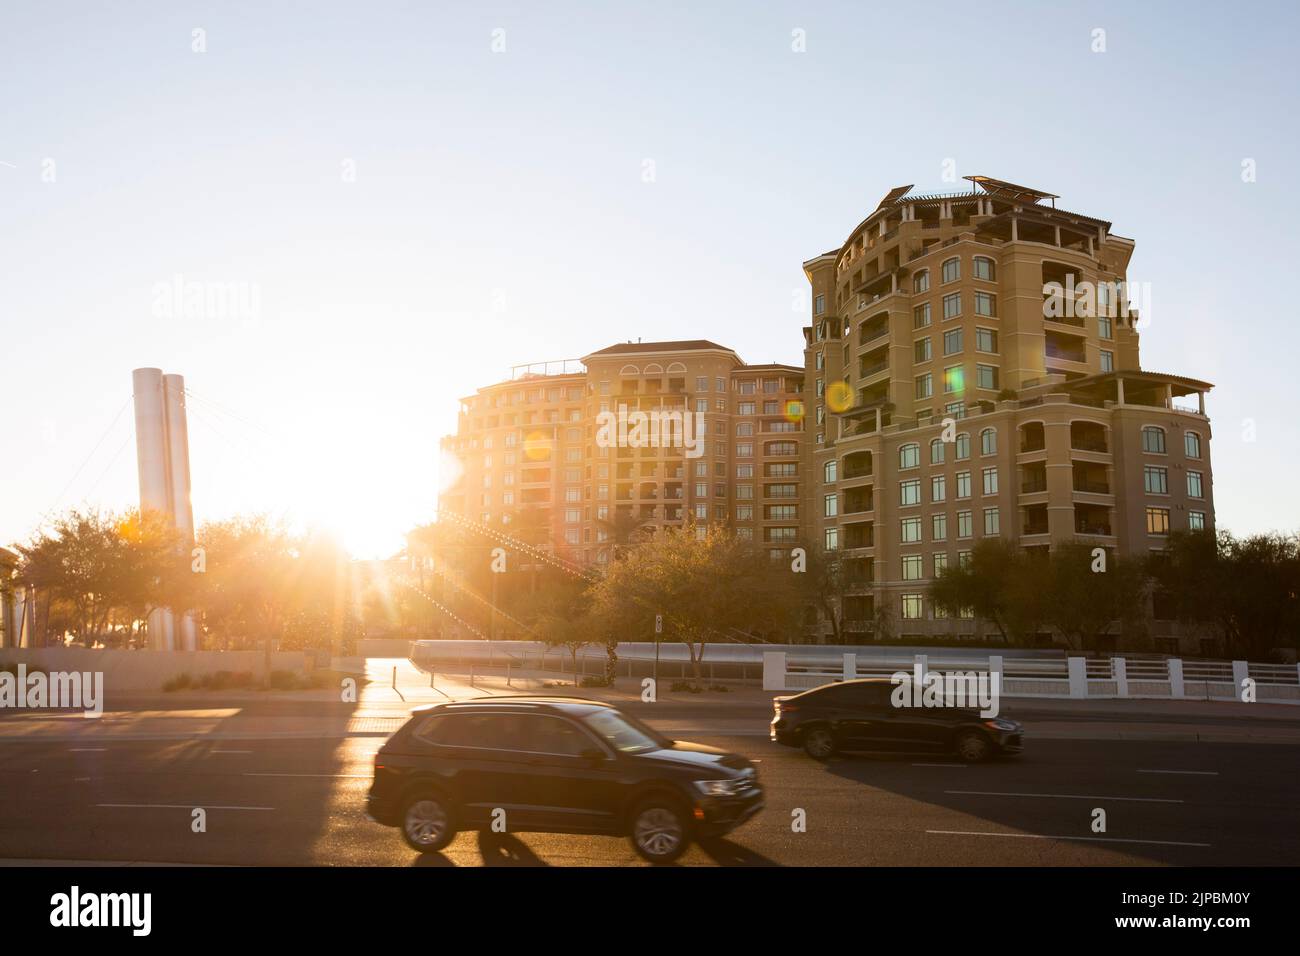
97;803;273;811
1138;769;1218;776
945;790;1182;803
244;772;370;779
926;829;1210;848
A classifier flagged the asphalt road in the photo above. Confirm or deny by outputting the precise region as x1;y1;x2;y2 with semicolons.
1;702;1296;866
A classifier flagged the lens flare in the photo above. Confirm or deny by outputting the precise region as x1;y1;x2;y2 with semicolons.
826;381;854;413
782;399;805;424
523;430;552;461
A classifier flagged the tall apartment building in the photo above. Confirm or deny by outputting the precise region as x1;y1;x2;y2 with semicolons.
802;176;1215;643
439;341;805;565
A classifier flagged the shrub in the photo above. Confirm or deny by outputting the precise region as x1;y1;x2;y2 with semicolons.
162;673;192;692
670;680;703;694
579;675;613;688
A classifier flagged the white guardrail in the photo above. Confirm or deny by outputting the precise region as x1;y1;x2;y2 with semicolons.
761;652;1300;704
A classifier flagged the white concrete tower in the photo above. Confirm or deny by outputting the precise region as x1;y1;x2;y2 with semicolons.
132;368;197;650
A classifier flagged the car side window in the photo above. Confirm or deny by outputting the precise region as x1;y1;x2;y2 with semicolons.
433;713;527;751
526;716;593;757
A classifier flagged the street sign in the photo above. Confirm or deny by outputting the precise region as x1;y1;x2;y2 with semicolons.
654;614;662;634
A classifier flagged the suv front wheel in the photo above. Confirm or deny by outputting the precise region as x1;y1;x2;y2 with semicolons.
629;797;691;864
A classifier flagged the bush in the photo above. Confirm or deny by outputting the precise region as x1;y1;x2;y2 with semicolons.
579;675;613;688
162;673;192;692
707;683;730;692
670;680;703;694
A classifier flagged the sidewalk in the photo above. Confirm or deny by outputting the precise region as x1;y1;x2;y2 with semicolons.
1;658;1297;745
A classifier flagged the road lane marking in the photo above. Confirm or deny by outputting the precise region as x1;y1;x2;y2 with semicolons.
945;790;1182;803
243;772;370;779
97;803;273;810
926;829;1210;848
1138;769;1218;776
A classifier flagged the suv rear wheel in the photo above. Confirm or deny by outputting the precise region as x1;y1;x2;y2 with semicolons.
802;726;836;761
629;797;691;864
400;790;457;853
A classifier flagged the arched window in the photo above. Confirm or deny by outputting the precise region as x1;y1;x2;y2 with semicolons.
930;438;945;464
1184;431;1202;459
824;459;837;482
973;256;996;281
913;269;930;293
941;257;961;283
899;443;920;469
980;427;997;455
1142;426;1166;454
619;364;639;376
955;433;971;460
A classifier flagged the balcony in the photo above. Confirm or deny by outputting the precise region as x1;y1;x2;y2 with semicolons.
1070;421;1108;454
1018;422;1046;453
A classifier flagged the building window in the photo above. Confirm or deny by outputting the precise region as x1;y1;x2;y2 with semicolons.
901;594;924;620
901;517;922;543
913;270;930;293
983;507;1000;535
814;294;825;315
1146;507;1171;536
930;438;945;464
1144;466;1168;495
973;256;995;281
955;432;970;460
1188;511;1206;531
736;443;753;457
933;551;949;577
931;474;946;502
915;373;933;400
932;513;947;541
902;555;923;581
1142;426;1166;454
1098;315;1113;340
914;337;932;363
899;443;920;469
974;291;996;317
976;365;999;390
943;328;963;356
982;467;998;495
956;471;971;499
1187;471;1204;498
980;428;997;455
1100;350;1114;373
1184;431;1202;459
957;510;973;538
900;479;921;506
824;527;839;550
824;493;838;517
941;257;960;283
975;328;997;353
913;303;932;328
943;365;964;394
824;460;837;482
942;292;961;320
736;504;753;521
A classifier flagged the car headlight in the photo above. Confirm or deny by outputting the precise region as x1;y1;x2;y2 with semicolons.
694;778;746;796
983;718;1019;732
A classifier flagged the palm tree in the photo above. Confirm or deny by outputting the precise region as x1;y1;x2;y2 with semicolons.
598;509;648;561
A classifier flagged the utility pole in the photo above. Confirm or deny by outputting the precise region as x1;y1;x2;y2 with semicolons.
653;613;662;686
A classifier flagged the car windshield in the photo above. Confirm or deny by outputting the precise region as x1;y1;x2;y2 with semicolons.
582;709;667;754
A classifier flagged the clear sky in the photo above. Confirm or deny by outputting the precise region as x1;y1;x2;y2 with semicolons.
3;0;1297;557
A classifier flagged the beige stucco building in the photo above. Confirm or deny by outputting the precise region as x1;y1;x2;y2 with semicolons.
802;176;1214;647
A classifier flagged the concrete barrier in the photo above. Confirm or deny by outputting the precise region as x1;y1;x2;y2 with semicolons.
0;647;308;692
357;639;414;658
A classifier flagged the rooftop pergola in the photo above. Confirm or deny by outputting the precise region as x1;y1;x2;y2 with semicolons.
1061;370;1213;415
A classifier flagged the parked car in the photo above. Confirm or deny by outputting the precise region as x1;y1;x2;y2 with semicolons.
770;678;1024;762
367;696;764;863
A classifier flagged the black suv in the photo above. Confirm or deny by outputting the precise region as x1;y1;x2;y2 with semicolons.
367;696;764;863
771;678;1024;762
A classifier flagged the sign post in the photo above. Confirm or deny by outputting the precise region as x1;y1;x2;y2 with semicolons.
653;614;662;686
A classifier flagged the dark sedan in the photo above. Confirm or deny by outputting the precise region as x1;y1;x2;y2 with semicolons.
770;678;1024;762
368;696;764;863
